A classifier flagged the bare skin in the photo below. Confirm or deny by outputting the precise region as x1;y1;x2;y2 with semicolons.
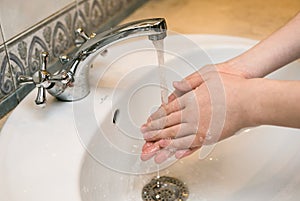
140;12;300;164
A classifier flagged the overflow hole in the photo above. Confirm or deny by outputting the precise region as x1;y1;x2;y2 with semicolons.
113;109;120;124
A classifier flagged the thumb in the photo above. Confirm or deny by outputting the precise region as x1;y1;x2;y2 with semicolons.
174;70;204;91
168;71;204;102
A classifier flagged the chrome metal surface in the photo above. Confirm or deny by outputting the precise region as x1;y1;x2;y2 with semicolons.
18;52;51;106
18;18;167;104
142;176;189;201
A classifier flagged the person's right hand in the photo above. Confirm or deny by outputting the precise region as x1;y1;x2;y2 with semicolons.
168;63;249;102
140;63;257;163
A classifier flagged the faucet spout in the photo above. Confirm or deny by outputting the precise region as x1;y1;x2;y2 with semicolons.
80;18;167;57
47;18;167;102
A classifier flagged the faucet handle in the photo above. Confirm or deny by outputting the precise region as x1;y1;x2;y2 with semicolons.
18;52;51;107
59;55;70;64
75;28;96;47
35;52;50;106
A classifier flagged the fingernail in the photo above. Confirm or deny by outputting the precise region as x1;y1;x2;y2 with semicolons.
140;124;147;133
173;81;182;88
158;139;172;148
173;81;180;85
147;117;151;123
168;94;175;102
141;152;156;161
140;143;160;161
143;132;154;140
154;149;173;164
142;142;154;151
174;150;187;159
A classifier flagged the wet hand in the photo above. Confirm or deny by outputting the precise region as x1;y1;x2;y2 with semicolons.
140;65;254;163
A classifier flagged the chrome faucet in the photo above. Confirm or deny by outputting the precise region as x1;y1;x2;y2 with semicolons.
18;18;167;106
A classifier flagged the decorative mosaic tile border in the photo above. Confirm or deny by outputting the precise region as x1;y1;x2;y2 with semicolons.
0;0;146;118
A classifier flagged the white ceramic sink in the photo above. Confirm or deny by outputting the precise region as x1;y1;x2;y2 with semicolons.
1;34;300;201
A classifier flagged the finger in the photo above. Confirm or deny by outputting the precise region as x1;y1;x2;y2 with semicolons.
168;92;177;103
173;71;204;92
141;110;183;133
158;135;204;150
167;86;188;103
143;123;197;141
168;70;205;103
140;141;160;161
148;98;185;122
175;148;198;159
154;149;174;164
167;73;203;102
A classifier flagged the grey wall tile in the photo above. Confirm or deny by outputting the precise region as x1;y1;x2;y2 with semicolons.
0;0;147;119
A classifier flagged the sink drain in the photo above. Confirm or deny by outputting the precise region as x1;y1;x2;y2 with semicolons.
142;176;189;201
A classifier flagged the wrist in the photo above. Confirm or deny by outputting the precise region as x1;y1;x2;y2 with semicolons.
216;61;253;79
243;78;300;128
239;78;268;127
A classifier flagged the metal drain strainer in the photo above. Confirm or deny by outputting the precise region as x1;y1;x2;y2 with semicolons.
141;176;189;201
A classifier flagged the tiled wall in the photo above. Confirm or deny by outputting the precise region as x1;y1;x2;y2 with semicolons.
0;0;146;118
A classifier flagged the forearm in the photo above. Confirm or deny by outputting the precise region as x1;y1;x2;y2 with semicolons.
247;79;300;128
222;12;300;78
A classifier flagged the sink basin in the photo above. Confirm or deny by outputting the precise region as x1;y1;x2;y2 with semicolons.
1;34;300;201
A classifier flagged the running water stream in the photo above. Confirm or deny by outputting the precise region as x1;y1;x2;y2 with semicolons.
152;39;168;105
152;39;168;180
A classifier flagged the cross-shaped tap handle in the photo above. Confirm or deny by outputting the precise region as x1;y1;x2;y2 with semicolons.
75;28;96;47
34;52;49;106
18;52;51;107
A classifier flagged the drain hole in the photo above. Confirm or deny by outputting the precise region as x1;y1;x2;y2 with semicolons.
112;109;120;124
142;176;189;201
